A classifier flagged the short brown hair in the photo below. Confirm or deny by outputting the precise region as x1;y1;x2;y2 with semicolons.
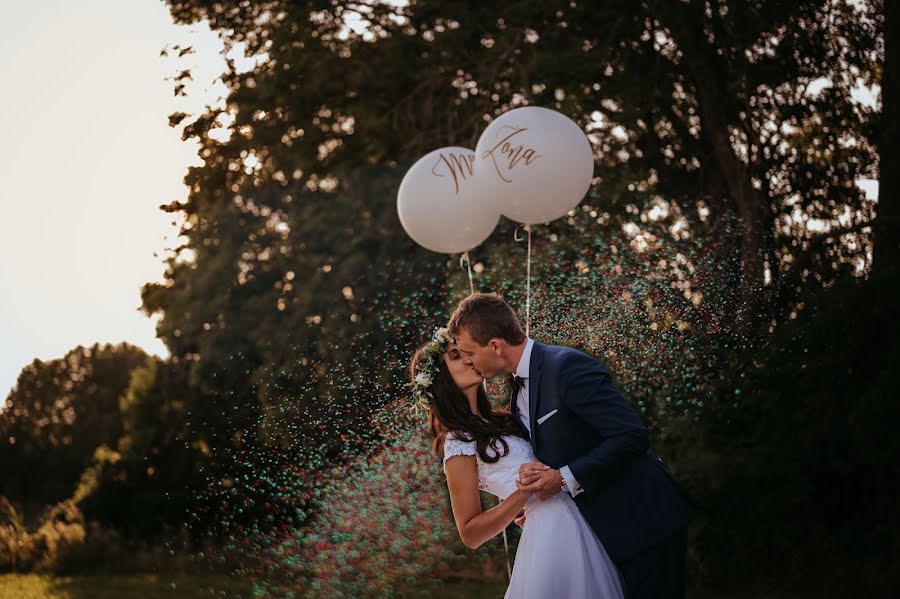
447;293;526;346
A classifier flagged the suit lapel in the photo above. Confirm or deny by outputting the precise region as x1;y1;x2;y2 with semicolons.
528;341;545;448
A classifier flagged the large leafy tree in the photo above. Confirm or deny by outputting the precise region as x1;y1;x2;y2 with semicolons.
0;343;148;505
157;0;880;333
146;0;889;573
150;0;880;443
142;0;884;513
72;357;211;539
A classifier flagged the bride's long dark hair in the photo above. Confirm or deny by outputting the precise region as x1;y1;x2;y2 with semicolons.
410;344;528;464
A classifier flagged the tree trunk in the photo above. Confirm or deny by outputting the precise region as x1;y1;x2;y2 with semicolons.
873;0;900;276
662;4;768;328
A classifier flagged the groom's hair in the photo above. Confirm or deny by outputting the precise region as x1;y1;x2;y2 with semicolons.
448;293;526;346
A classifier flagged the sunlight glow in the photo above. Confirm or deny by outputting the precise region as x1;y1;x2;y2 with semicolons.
0;0;225;404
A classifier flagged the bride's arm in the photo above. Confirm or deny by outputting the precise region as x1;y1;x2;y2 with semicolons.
444;455;531;549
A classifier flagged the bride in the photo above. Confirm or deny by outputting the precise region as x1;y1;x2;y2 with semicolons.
410;328;624;599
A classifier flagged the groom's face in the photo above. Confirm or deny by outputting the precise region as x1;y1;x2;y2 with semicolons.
453;328;504;379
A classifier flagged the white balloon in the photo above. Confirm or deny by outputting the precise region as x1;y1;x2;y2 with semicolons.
473;106;594;225
397;146;500;254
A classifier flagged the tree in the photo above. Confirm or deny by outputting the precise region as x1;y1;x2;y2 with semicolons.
874;0;897;274
0;343;148;505
119;2;898;590
72;357;209;539
156;0;881;352
151;0;888;559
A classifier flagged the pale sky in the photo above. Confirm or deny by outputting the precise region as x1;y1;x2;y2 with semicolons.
0;0;226;403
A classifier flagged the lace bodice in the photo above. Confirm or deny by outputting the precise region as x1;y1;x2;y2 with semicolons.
442;432;536;501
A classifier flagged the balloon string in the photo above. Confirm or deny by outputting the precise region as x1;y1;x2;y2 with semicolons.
526;225;532;338
480;370;507;579
512;225;533;337
502;526;512;579
462;249;510;581
460;251;476;296
496;224;532;581
464;249;510;581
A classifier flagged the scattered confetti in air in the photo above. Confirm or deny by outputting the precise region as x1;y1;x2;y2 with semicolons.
183;198;768;597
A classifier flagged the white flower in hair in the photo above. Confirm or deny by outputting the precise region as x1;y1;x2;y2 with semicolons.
433;326;451;342
409;326;454;414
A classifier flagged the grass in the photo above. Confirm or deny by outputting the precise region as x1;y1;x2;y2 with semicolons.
2;573;850;599
0;574;509;599
0;574;253;599
398;579;507;598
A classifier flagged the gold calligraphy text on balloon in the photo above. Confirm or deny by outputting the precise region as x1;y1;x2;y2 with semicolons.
480;126;542;183
431;151;476;195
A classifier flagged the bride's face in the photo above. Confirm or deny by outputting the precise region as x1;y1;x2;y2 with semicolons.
444;342;484;391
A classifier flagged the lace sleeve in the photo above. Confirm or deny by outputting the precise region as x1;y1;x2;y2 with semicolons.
442;433;477;474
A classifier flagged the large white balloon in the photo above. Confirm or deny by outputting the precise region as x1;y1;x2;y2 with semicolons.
473;106;594;225
397;146;500;254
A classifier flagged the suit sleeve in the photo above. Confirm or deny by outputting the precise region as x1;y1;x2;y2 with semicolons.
560;350;650;494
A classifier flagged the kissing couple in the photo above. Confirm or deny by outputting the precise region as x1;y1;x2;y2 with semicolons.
410;293;698;598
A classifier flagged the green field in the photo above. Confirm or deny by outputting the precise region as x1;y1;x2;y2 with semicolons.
0;574;252;599
2;574;847;599
2;574;854;599
0;574;509;599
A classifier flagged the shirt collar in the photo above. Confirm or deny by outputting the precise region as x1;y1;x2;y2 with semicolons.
515;338;534;380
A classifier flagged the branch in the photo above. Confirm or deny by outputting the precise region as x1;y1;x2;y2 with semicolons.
800;219;875;247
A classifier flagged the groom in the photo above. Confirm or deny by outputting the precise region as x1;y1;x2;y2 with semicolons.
448;293;697;599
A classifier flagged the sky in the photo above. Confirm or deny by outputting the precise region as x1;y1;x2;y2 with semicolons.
0;0;226;404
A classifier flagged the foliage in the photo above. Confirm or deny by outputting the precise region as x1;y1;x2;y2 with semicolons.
0;573;254;599
676;260;900;595
71;358;213;540
145;0;889;592
0;496;236;577
160;0;880;321
132;0;885;546
0;343;149;505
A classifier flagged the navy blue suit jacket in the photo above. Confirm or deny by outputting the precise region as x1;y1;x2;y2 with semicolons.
514;341;698;563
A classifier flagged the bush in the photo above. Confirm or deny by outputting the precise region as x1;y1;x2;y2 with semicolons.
677;262;900;596
0;496;233;576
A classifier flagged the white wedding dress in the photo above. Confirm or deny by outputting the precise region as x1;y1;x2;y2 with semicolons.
443;432;625;599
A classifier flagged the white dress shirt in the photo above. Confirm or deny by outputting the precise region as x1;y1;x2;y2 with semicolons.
514;338;584;498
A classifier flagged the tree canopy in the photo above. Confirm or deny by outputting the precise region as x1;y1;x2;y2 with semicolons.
0;343;148;504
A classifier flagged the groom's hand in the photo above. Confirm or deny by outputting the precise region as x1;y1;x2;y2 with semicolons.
516;468;563;501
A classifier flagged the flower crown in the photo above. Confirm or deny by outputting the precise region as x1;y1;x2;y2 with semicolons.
410;326;454;414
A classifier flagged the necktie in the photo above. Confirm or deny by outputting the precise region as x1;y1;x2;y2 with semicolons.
510;375;525;394
509;375;528;433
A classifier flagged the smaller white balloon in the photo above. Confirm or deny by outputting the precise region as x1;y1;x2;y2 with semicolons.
473;106;594;225
397;147;500;254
